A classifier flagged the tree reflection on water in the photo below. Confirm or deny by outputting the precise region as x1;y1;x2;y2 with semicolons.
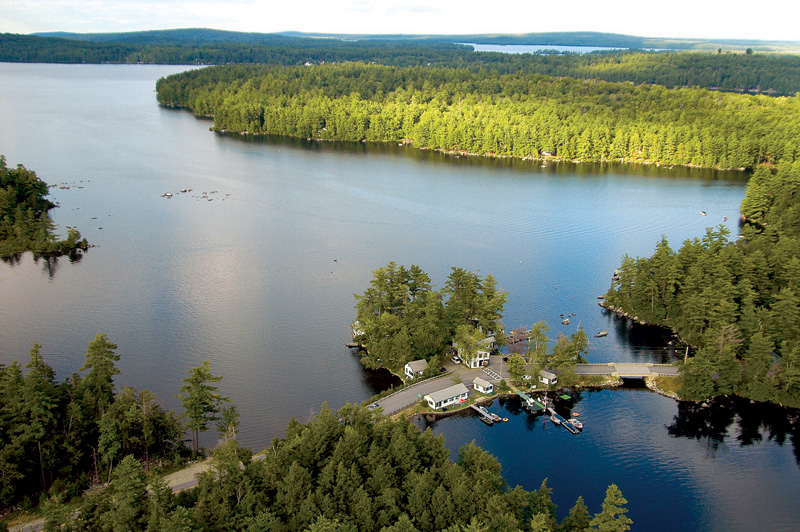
667;396;800;464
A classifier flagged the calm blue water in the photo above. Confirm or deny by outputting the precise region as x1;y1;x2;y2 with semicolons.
0;62;795;531
465;43;625;54
415;388;800;532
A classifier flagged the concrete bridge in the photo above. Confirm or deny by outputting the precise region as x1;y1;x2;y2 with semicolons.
574;363;679;378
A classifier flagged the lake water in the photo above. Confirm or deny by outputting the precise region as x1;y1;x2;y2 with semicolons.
1;63;797;531
465;43;625;54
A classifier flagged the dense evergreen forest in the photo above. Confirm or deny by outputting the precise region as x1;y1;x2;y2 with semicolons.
5;30;800;94
353;264;507;372
42;403;632;532
155;63;800;170
2;336;631;532
353;263;589;384
0;335;187;511
0;156;89;257
604;162;800;407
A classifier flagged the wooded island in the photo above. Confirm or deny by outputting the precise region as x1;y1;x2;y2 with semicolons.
0;156;89;258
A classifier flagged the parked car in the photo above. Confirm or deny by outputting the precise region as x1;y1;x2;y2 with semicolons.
451;355;462;364
368;403;379;411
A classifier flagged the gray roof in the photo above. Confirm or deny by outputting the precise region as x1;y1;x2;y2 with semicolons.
473;377;492;388
540;369;557;379
426;382;469;403
406;359;429;373
479;336;495;345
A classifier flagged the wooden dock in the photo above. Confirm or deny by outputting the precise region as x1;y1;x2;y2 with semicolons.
516;391;545;412
547;407;580;434
470;404;494;425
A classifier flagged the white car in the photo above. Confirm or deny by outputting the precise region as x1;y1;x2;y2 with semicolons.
451;355;462;364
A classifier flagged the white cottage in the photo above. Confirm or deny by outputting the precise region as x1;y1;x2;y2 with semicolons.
424;382;469;410
473;377;494;394
404;359;429;380
539;369;558;385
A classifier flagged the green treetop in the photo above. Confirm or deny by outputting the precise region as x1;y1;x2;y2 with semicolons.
177;360;229;456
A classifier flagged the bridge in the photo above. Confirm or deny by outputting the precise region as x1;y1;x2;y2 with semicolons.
574;363;679;378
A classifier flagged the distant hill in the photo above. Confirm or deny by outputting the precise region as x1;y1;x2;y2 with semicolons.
5;29;800;95
33;28;800;52
35;28;297;46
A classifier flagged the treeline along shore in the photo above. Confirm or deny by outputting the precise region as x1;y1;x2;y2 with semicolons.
603;162;800;407
5;30;800;95
1;334;634;532
155;63;800;171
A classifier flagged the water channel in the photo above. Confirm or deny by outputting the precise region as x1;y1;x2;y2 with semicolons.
0;63;797;531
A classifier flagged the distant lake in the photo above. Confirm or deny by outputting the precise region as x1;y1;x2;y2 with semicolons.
465;43;625;54
1;62;797;531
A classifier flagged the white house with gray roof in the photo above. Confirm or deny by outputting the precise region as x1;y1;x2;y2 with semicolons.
473;377;494;394
404;359;429;380
424;382;469;410
539;369;558;385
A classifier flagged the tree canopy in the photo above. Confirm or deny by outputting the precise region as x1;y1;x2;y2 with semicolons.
50;403;630;532
604;161;800;406
0;336;186;512
353;263;507;372
156;63;800;171
0;155;89;257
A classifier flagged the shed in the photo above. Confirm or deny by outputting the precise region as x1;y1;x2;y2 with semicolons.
424;382;469;410
404;359;429;380
539;369;558;385
473;377;494;394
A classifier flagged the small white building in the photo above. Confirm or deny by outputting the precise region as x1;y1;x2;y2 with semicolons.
424;382;469;410
459;336;495;369
473;377;494;394
404;359;429;380
539;369;558;385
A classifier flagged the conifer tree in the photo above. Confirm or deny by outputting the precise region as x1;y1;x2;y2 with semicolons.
588;484;632;532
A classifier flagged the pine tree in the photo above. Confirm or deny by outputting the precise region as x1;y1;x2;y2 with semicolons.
177;361;228;457
110;455;149;532
559;496;590;532
588;484;632;532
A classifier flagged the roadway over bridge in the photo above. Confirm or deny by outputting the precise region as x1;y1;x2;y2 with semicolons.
574;363;679;378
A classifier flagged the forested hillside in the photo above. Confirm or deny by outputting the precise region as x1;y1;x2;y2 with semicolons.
4;31;800;94
156;63;800;170
603;162;800;407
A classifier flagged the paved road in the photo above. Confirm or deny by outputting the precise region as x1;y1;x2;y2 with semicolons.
574;363;679;377
375;359;679;416
375;356;511;415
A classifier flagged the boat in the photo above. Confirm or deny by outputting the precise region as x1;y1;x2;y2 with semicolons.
595;331;608;338
700;211;707;216
568;418;583;430
479;416;493;425
562;318;570;325
550;415;561;425
572;412;580;417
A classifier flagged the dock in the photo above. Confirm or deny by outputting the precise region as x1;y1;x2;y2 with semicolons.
547;407;580;434
470;404;494;425
516;391;546;412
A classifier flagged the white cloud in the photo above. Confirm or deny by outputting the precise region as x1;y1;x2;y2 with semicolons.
1;0;799;42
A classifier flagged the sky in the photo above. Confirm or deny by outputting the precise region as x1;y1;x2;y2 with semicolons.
2;0;799;42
